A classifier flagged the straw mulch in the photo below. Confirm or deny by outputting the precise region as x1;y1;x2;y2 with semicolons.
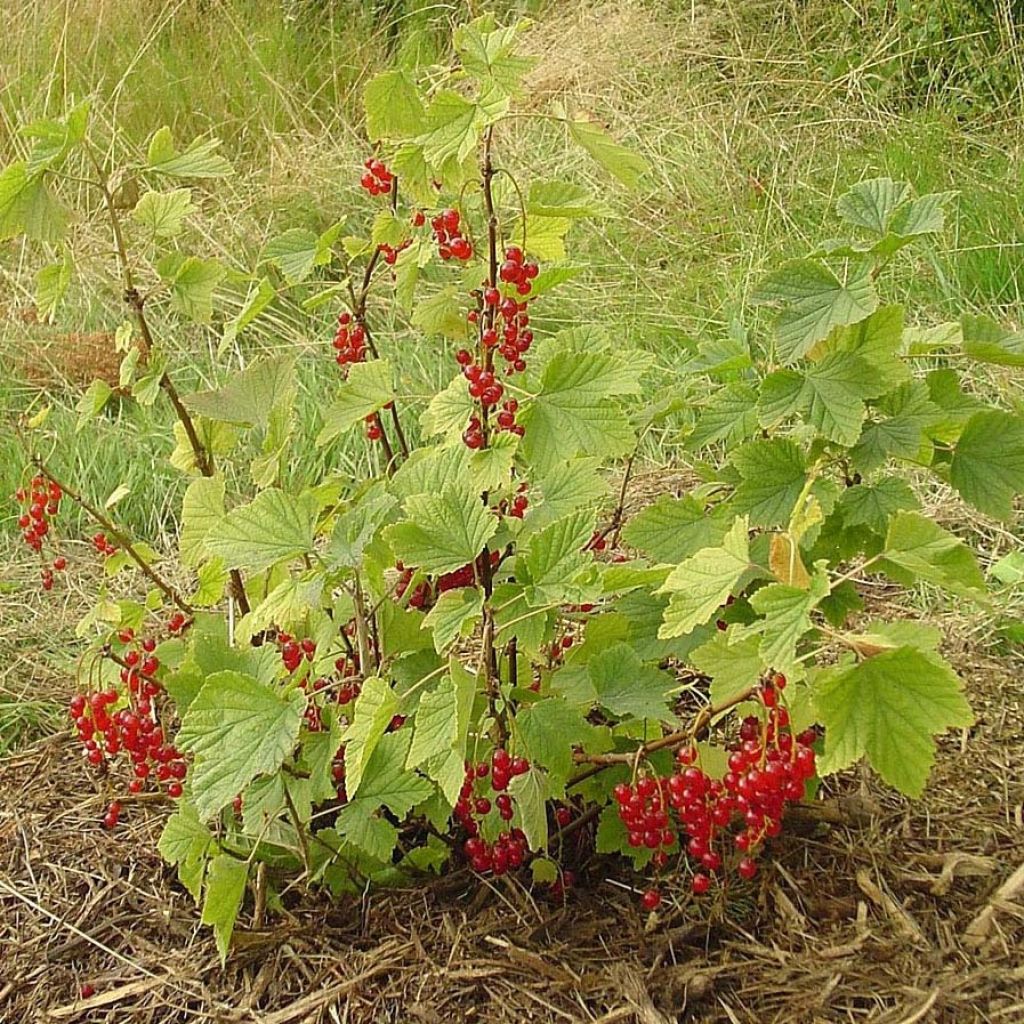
2;635;1022;1024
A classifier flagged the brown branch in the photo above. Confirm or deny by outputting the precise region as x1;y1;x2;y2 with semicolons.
32;457;194;616
84;144;250;616
567;685;759;786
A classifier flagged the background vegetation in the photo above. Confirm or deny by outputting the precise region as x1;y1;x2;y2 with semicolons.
1;0;1021;543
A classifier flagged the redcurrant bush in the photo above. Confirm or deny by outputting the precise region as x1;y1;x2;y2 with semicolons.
8;13;1019;955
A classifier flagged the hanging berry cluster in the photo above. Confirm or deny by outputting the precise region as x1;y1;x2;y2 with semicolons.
395;550;500;610
92;531;119;557
14;477;66;589
378;238;411;265
69;627;188;827
613;676;817;907
493;247;537;374
456;749;532;874
332;312;367;372
278;633;316;674
431;209;473;261
359;158;394;197
456;245;539;450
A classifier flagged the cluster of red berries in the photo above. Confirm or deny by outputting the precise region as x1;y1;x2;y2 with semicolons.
498;483;529;520
333;654;362;706
613;676;817;908
332;312;367;372
14;477;67;589
498;245;539;296
70;631;188;825
396;550;500;610
299;674;330;732
456;750;532;874
278;633;316;673
431;209;473;261
330;746;347;802
365;411;384;442
92;532;119;557
360;158;393;197
378;238;412;266
493;248;537;373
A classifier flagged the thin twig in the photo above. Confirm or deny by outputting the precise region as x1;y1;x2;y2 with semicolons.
567;685;759;785
32;457;194;615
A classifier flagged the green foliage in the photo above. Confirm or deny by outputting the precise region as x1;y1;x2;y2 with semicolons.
7;7;1021;960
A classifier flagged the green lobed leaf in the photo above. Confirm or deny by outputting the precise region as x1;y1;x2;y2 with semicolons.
838;478;918;534
754;260;878;364
334;806;399;863
851;380;942;473
326;491;397;570
690;630;763;707
658;517;751;638
527;180;614;218
454;15;537;97
517;697;602;785
317;360;395;445
35;247;74;319
949;409;1024;520
744;575;828;677
961;313;1024;367
147;127;233;178
418;91;482;168
731;439;807;528
411;286;469;340
204;488;315;571
157;802;213;901
347;730;432;817
201;854;249;963
0;161;67;241
689;383;760;450
519;343;643;473
184;355;296;429
589;642;676;722
177;670;306;820
75;379;113;432
796;352;891;445
220;277;276;352
521;509;597;606
814;647;973;797
421;377;477;439
343;675;399;798
422;587;483;653
364;69;425;141
386;487;498;575
528;458;610;531
622;495;732;564
157;254;226;323
836;178;911;235
882;511;987;597
132;188;196;239
568;120;649;188
509;767;548;851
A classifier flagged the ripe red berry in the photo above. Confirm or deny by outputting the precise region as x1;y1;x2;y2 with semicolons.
641;888;662;910
79;983;95;999
738;857;758;880
692;873;711;895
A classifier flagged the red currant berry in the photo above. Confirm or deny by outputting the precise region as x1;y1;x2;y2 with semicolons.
641;888;662;910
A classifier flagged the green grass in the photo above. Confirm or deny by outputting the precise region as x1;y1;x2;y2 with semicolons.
2;0;1023;543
